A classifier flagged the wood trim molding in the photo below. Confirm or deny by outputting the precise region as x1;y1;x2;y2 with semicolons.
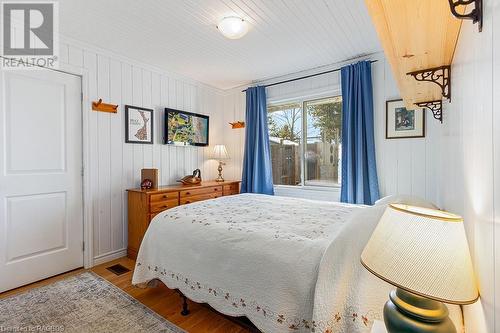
58;62;94;269
93;249;127;266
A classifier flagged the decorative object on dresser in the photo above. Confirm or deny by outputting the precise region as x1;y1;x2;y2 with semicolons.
141;168;159;189
125;105;154;144
178;169;202;185
386;99;425;139
127;180;240;259
211;144;230;182
361;204;478;333
140;179;153;190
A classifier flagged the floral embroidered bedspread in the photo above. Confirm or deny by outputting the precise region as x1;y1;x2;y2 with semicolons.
132;194;462;333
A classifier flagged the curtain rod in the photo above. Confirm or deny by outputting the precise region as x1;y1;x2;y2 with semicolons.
242;59;378;92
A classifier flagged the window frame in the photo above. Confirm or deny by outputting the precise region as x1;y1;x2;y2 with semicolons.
267;90;343;190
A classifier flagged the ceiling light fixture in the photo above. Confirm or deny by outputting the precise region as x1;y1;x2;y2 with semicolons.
217;16;248;39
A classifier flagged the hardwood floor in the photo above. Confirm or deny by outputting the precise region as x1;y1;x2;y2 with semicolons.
0;257;253;333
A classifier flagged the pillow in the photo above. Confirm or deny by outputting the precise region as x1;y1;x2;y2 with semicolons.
374;194;439;210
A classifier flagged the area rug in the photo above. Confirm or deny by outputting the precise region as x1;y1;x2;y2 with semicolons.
0;272;185;333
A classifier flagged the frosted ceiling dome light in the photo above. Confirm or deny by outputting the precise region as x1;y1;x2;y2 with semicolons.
217;16;248;39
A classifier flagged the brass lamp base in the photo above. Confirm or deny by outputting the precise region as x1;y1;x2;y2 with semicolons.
384;288;456;333
215;161;225;182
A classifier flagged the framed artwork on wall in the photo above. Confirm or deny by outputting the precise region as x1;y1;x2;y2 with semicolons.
125;105;154;144
386;99;425;139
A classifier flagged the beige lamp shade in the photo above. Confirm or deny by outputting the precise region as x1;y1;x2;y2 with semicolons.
211;145;230;160
361;204;479;305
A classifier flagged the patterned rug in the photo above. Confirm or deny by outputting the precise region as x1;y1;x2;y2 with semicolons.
0;272;185;333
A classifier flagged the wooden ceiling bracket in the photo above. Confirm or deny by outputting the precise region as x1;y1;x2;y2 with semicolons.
416;100;443;123
407;65;451;101
448;0;483;32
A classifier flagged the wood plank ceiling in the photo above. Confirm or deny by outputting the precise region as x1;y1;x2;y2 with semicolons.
59;0;381;89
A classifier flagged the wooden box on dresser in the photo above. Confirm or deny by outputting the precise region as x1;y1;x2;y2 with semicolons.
127;180;240;259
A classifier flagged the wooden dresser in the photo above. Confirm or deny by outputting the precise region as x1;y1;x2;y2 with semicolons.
126;180;240;259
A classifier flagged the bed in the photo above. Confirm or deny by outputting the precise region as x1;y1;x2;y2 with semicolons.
132;193;462;333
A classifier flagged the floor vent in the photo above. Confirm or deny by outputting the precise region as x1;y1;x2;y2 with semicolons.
106;264;131;276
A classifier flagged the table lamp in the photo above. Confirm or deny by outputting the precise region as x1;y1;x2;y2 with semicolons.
211;145;230;182
361;204;479;333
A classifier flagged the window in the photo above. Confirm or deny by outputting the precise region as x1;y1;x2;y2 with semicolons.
267;96;342;187
268;102;302;186
304;97;342;186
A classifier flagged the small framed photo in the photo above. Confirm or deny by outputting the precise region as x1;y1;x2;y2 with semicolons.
125;105;154;144
386;99;425;139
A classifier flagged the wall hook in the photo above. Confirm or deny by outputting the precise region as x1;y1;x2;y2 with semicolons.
229;121;245;129
92;98;118;113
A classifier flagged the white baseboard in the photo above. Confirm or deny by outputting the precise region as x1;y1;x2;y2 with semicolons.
92;248;127;266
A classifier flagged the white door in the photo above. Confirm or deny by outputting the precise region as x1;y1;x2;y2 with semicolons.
0;68;83;292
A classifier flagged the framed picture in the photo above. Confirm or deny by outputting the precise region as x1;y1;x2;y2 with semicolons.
386;99;425;139
125;105;154;144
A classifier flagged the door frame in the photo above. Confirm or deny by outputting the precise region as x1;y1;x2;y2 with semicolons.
53;62;93;269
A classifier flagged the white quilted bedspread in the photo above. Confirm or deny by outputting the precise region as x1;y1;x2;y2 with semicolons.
132;193;462;333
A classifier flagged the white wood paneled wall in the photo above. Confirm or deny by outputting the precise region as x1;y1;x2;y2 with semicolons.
59;39;224;263
222;53;441;202
373;55;441;203
437;1;499;331
222;89;246;182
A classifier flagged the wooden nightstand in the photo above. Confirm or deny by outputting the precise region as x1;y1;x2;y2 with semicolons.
126;180;240;259
371;320;387;333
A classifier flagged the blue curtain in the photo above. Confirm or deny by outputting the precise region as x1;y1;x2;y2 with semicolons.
241;86;274;195
340;61;380;205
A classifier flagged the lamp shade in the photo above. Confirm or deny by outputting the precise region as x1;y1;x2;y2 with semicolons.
361;204;478;305
211;145;230;160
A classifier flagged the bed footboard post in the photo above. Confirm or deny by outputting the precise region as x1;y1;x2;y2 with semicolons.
181;295;190;316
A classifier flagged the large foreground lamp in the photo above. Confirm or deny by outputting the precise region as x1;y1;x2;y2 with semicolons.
361;204;478;333
211;145;230;182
